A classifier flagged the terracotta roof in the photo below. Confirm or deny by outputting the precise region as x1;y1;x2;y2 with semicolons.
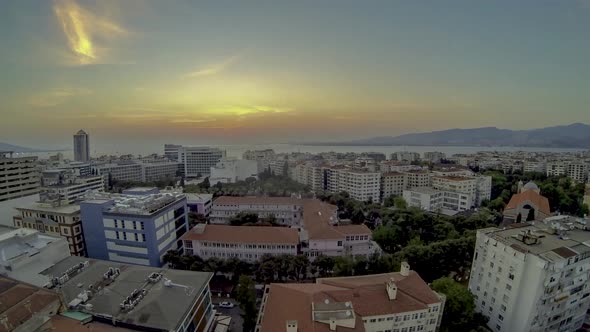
43;315;134;331
181;224;299;244
0;277;61;332
505;190;551;215
259;271;442;332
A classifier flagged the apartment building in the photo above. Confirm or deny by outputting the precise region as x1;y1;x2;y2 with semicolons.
293;162;325;191
335;169;381;202
93;162;143;182
403;187;474;212
13;200;86;256
141;160;180;182
0;151;40;202
256;262;445;332
546;161;568;177
403;170;431;189
424;151;446;163
432;176;477;208
164;143;182;161
210;196;303;225
524;160;547;174
391;151;421;162
431;166;491;205
381;172;405;199
469;220;590;332
42;256;215;332
568;162;589;183
379;161;424;173
178;146;226;178
181;224;299;262
80;188;189;267
210;157;258;184
243;149;276;173
40;169;104;204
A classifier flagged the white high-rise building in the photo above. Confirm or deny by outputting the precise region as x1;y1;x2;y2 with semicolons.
73;129;90;162
243;149;276;173
178;146;225;178
0;151;40;202
210;157;258;184
469;219;590;332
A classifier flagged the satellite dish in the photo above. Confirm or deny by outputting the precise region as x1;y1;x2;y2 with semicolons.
324;299;330;304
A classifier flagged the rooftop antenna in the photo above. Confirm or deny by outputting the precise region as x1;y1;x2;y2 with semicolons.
163;278;195;296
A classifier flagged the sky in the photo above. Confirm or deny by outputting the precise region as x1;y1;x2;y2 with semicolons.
1;0;590;151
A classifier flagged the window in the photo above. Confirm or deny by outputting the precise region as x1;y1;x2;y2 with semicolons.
508;273;515;280
123;232;127;240
116;231;120;240
142;234;146;242
500;304;506;312
337;241;343;246
134;233;139;241
506;284;512;291
498;314;504;321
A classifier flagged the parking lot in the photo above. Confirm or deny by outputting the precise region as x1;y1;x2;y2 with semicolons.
214;299;244;332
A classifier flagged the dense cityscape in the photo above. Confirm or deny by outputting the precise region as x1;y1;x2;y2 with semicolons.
0;129;589;332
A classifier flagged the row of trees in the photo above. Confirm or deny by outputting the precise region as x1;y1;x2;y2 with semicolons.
482;170;589;216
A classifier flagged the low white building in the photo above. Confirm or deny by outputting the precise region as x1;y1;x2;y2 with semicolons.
181;224;299;262
403;187;473;212
243;149;276;173
210;157;258;184
210;196;303;225
469;220;590;332
256;263;445;332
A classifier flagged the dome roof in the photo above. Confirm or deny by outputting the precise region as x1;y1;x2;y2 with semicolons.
523;181;539;190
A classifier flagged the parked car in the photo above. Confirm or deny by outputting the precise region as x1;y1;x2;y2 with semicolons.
218;301;234;308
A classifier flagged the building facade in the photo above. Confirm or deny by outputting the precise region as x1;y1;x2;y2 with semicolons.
209;157;258;184
13;201;86;256
141;160;180;182
381;172;405;199
391;152;421;162
41;169;104;204
80;188;189;267
182;224;299;262
403;187;473;212
243;149;276;173
178;146;226;178
469;222;590;332
164;143;182;161
210;196;303;225
73;129;90;162
93;162;143;182
0;151;40;202
186;193;213;216
256;263;445;332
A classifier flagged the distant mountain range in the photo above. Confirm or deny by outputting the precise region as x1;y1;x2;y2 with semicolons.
0;142;66;153
304;123;590;148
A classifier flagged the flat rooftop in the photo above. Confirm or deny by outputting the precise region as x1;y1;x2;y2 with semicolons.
16;201;81;214
406;187;441;195
84;191;186;216
482;223;590;262
41;256;212;331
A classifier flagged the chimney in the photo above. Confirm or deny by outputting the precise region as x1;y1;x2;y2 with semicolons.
286;320;297;332
386;278;398;300
329;319;337;331
400;261;410;277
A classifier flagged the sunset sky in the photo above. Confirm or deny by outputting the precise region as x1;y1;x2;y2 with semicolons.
1;0;590;151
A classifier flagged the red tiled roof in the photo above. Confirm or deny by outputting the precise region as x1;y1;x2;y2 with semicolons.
181;224;299;244
43;315;133;331
505;190;551;215
259;271;442;332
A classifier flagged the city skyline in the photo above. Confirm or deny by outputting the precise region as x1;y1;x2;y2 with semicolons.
2;0;590;149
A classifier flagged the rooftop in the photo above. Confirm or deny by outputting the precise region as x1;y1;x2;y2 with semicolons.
83;191;186;216
0;276;61;332
40;256;213;331
433;176;474;182
186;193;214;203
0;229;64;264
480;222;590;261
16;201;81;214
259;269;442;332
505;189;551;215
405;187;441;195
181;224;299;244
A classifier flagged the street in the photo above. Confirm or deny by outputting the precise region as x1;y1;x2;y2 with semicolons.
214;299;244;332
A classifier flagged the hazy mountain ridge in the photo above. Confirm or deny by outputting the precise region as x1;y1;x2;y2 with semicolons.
307;123;590;148
0;142;35;152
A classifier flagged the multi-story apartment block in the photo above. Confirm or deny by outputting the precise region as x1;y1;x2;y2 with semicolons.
469;220;590;332
0;151;40;202
40;169;104;204
391;151;421;162
432;176;477;208
403;187;474;212
547;161;568;177
379;161;424;173
402;170;431;189
424;151;446;163
93;162;143;182
207;196;378;260
178;146;226;178
13;200;86;256
210;157;258;184
567;162;589;183
181;224;299;262
73;129;90;162
335;169;381;202
293;162;325;191
381;172;405;199
210;196;303;225
41;256;215;332
256;262;445;332
164;143;182;161
141;160;180;182
80;188;189;267
524;160;547;174
243;149;276;173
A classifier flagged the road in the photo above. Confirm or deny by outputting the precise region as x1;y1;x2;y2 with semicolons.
214;299;244;332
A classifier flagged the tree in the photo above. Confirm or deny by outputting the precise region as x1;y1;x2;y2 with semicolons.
236;275;257;332
162;250;181;269
333;256;354;276
312;255;335;278
201;177;210;189
230;212;259;226
351;208;365;224
431;277;488;332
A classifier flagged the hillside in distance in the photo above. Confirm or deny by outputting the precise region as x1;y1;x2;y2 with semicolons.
310;123;590;148
0;142;35;152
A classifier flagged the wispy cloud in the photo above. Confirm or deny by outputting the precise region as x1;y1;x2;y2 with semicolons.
53;0;127;65
28;87;92;107
183;54;242;78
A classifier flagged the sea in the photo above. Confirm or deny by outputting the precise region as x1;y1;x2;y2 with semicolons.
17;143;589;160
